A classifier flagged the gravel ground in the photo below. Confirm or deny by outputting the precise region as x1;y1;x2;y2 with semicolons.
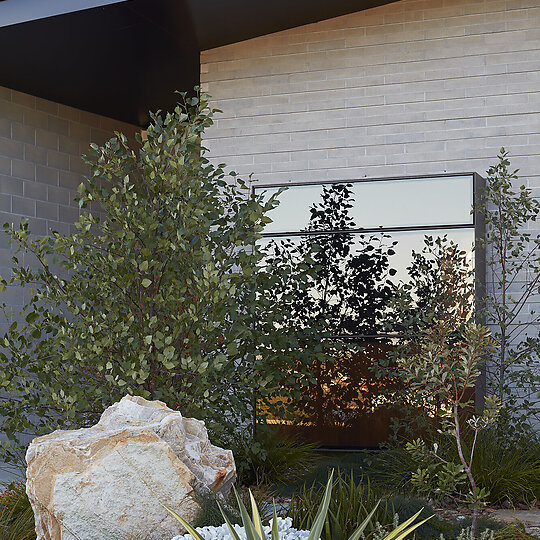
171;517;309;540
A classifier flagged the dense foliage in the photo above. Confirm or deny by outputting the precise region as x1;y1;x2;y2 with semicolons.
287;470;505;540
0;93;329;465
367;430;540;506
233;427;319;486
168;471;433;540
397;318;497;536
0;481;35;540
288;470;394;539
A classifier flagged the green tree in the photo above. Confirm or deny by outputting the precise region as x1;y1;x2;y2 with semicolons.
0;92;327;466
379;149;540;438
476;149;540;429
399;321;499;538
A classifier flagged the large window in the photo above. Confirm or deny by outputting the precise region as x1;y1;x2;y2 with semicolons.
256;174;482;289
254;173;484;447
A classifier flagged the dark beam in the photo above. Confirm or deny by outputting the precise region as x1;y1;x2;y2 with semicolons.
0;0;398;126
0;0;199;126
189;0;399;51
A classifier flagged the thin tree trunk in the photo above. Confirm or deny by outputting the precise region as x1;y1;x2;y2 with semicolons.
472;507;479;538
454;402;479;538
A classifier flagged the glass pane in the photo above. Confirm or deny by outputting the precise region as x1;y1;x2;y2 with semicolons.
258;228;474;286
256;175;474;233
382;228;474;284
258;184;324;234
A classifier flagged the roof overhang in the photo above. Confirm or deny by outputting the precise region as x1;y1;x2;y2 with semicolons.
0;0;398;126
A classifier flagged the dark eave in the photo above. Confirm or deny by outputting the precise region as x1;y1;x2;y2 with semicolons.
0;0;398;126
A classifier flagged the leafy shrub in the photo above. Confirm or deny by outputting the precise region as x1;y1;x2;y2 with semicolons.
368;429;540;506
386;495;503;540
287;470;394;539
395;317;496;536
191;486;243;528
0;481;35;540
0;91;330;463
287;471;503;540
468;429;540;505
167;471;432;540
493;523;540;540
233;428;319;486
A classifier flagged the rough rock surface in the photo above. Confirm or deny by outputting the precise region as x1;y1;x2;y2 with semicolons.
26;395;236;540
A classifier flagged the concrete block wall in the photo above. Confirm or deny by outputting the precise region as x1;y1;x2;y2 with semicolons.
0;86;137;331
201;0;540;186
200;0;540;322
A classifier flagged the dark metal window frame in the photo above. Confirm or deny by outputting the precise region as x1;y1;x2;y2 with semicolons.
254;170;486;315
255;172;489;432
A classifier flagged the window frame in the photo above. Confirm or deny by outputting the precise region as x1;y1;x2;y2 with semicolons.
254;171;488;420
253;171;486;315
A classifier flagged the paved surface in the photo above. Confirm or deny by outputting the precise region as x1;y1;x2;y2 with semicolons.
437;507;540;537
489;509;540;536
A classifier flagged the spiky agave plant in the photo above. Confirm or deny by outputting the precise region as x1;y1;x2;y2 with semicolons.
163;471;433;540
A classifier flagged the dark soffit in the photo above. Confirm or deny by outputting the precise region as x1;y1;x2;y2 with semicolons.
0;0;398;126
189;0;400;51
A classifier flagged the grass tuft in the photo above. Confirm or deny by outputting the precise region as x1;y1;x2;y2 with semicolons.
0;481;36;540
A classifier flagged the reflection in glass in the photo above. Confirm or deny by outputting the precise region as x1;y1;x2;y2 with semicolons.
262;183;398;337
257;175;474;234
257;176;477;447
259;228;474;288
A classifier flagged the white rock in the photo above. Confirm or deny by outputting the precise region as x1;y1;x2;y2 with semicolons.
26;395;236;540
171;517;310;540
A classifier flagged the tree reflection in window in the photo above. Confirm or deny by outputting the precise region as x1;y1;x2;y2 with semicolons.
267;183;400;434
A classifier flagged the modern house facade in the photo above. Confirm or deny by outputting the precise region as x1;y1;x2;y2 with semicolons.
1;0;539;453
200;0;540;255
200;0;540;439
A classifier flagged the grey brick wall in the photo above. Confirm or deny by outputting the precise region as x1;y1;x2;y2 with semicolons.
201;0;540;409
0;87;139;481
201;0;540;189
0;86;137;331
201;0;540;321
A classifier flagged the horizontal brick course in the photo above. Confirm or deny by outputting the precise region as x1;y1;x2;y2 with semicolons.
11;159;35;181
201;0;540;367
24;145;48;165
201;0;540;191
23;181;47;202
0;86;138;321
12;196;35;217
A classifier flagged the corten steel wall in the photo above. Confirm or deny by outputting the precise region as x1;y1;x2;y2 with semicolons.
200;0;540;434
0;86;137;337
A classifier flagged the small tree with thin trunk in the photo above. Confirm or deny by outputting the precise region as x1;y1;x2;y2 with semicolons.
400;321;499;538
0;92;328;467
476;148;540;430
374;237;475;441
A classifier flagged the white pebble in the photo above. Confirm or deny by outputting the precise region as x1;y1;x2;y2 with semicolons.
171;517;310;540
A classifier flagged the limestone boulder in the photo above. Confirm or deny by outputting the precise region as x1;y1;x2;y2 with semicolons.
26;395;236;540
